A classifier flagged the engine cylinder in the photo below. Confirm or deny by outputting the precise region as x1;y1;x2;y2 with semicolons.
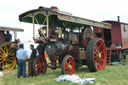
45;41;64;59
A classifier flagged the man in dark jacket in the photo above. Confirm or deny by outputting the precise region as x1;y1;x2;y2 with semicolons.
28;44;37;77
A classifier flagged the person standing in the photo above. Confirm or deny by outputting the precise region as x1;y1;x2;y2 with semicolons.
28;44;37;77
6;31;12;42
11;42;19;69
16;44;28;78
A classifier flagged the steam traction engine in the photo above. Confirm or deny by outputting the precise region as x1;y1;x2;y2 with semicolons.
19;6;111;75
0;26;23;70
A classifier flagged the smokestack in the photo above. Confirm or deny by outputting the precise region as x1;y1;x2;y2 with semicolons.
117;16;120;22
51;6;58;11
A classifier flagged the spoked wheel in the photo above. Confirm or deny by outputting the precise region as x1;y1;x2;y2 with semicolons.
87;39;107;72
61;55;75;75
33;55;47;76
0;43;16;70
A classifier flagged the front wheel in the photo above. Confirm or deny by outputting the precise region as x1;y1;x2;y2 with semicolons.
61;55;75;75
33;55;47;76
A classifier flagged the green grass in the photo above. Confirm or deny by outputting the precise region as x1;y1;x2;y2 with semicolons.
1;62;128;85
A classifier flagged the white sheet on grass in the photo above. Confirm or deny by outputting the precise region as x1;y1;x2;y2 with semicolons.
0;72;3;76
56;74;96;85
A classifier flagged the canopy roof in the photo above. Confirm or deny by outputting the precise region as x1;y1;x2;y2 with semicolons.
0;26;24;32
19;6;111;29
103;20;128;25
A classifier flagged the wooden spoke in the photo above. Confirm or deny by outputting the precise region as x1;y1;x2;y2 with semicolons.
0;60;4;64
0;48;5;54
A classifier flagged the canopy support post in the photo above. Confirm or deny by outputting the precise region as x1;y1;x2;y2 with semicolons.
14;31;17;40
46;16;49;38
32;16;35;39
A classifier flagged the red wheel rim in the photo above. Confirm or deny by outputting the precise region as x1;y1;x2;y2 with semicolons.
64;56;75;75
35;56;47;75
93;40;106;71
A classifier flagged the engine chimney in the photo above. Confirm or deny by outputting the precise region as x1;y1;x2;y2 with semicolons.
51;6;58;11
117;16;120;22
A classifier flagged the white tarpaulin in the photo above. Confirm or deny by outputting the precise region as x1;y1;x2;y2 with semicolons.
56;74;96;85
0;72;3;76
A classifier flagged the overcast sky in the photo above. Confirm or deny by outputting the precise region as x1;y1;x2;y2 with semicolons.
0;0;128;42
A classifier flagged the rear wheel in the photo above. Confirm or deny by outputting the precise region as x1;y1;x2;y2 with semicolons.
0;43;16;70
87;39;106;72
61;55;75;75
33;56;47;76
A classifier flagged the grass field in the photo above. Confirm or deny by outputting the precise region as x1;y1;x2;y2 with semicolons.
1;62;128;85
